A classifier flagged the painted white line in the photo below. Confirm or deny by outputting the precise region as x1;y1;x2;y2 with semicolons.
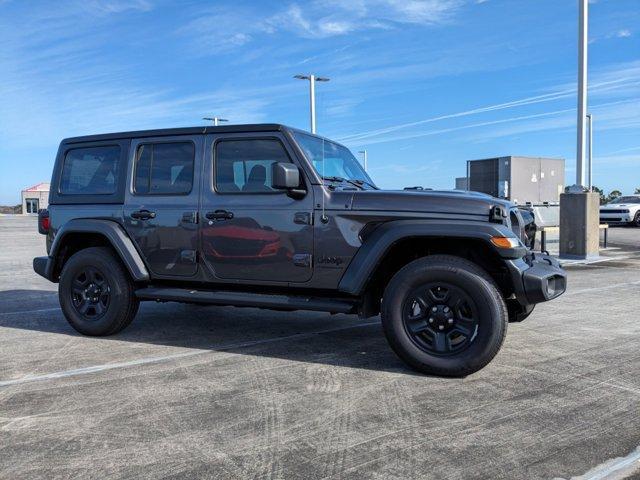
0;307;60;316
562;255;635;266
566;280;640;296
562;445;640;480
0;320;380;388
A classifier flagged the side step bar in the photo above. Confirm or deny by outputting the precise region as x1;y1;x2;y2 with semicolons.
135;287;357;314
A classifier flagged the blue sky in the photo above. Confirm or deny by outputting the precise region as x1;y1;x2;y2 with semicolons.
0;0;638;204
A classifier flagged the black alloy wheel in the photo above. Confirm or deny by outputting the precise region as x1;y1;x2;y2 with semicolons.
71;266;111;320
403;282;479;356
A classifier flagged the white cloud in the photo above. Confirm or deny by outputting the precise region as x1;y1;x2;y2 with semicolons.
616;29;632;38
80;0;153;15
337;61;640;144
180;0;465;52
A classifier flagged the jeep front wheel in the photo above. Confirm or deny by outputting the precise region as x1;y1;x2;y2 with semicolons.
59;247;139;336
381;255;507;377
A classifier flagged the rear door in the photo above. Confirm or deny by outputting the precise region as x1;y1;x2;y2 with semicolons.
199;133;314;284
123;135;203;278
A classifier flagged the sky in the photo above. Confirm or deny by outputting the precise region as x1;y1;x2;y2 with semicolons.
0;0;638;204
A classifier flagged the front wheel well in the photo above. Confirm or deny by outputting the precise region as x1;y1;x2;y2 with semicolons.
361;237;514;316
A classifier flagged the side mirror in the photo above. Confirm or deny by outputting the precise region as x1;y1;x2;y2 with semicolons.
272;162;300;189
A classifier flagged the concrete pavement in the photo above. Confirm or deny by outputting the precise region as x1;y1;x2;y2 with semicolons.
1;215;639;479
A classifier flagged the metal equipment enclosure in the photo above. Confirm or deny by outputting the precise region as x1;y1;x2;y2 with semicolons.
466;156;565;204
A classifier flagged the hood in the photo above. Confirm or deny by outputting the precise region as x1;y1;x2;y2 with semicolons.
350;189;513;218
601;203;637;209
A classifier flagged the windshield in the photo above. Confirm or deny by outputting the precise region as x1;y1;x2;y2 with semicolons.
291;131;376;188
609;196;640;204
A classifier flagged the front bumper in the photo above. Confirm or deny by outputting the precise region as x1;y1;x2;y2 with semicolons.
507;252;566;306
33;256;55;282
600;214;632;223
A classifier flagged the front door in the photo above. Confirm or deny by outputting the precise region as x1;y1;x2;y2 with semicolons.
199;133;314;283
124;135;202;278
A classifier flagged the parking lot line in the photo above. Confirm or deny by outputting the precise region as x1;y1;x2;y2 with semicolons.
0;307;60;316
565;445;640;480
566;279;640;296
0;320;380;388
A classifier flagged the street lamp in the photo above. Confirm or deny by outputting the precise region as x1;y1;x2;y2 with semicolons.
203;117;229;126
587;113;593;191
576;0;588;187
294;74;330;134
358;150;368;172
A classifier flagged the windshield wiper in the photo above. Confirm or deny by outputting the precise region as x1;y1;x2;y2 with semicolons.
320;176;375;190
321;175;347;183
321;176;365;190
350;179;378;190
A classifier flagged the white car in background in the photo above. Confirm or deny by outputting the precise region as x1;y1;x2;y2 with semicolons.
600;195;640;227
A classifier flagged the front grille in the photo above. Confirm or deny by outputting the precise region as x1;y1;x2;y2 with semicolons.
601;209;629;214
509;209;522;239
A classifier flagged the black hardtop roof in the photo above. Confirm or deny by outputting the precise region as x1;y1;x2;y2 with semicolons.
61;123;292;144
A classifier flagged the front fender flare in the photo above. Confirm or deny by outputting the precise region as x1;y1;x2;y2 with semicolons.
337;219;524;295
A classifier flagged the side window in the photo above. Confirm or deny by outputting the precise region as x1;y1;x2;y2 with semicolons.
134;142;194;195
215;139;292;193
59;145;120;194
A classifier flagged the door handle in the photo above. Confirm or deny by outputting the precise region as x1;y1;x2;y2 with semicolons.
206;210;234;220
181;211;198;224
131;209;156;220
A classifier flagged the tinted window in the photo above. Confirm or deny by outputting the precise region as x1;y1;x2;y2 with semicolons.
134;142;194;195
60;146;120;195
215;139;292;193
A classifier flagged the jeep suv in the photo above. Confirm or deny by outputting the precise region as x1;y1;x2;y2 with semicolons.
34;124;566;376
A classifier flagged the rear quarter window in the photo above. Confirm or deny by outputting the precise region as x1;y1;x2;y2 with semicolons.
59;145;121;195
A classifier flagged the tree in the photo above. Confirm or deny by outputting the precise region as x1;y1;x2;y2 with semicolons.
606;189;622;204
635;187;640;194
591;186;607;204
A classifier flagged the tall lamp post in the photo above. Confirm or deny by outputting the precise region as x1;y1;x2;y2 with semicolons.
576;0;588;187
560;0;599;260
203;117;228;126
358;150;368;172
294;74;330;134
587;113;593;191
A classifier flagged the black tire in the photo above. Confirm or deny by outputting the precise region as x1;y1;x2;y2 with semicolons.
58;247;139;336
633;212;640;228
381;255;508;377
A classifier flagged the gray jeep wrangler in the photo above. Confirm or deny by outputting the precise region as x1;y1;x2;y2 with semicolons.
34;124;566;376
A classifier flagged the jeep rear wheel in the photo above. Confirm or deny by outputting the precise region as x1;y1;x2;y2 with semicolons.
59;247;139;336
381;255;507;377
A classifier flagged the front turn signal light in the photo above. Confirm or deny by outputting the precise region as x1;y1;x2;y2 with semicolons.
490;236;520;249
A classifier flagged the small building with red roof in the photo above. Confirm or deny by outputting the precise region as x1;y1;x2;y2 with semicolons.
21;183;50;215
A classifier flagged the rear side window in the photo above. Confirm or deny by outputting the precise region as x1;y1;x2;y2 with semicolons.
134;142;194;195
59;146;120;195
215;139;291;193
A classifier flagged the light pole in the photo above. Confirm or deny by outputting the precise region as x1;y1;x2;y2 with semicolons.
294;74;329;134
358;150;368;172
587;113;593;191
576;0;588;187
203;117;228;126
559;0;599;260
